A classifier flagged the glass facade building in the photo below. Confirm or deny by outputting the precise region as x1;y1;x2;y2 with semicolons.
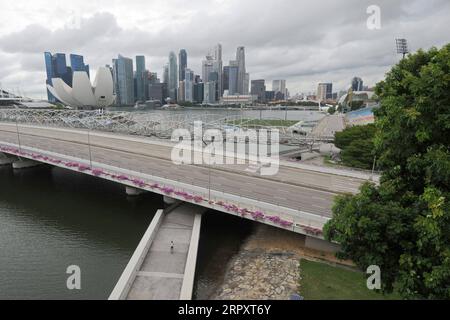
45;52;84;103
113;55;135;106
70;54;90;77
179;49;187;82
136;55;148;102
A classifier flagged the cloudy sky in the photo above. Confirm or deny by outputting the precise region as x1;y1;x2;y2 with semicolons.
0;0;449;98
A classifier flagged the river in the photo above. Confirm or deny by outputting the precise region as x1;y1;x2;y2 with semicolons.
0;164;253;299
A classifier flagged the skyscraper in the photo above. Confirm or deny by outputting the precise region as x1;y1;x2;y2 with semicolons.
244;73;250;95
204;81;216;104
70;54;90;77
178;81;185;102
202;55;215;84
214;44;223;97
317;83;333;101
163;64;169;84
136;55;147;102
272;80;286;99
351;77;364;91
168;51;178;101
251;79;266;102
236;46;246;95
179;49;187;82
227;61;239;95
201;44;223;99
113;55;134;105
184;69;194;102
193;82;204;104
223;66;230;92
45;52;86;102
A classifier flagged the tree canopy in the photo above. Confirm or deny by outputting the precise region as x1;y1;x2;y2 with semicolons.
324;44;450;299
334;124;376;170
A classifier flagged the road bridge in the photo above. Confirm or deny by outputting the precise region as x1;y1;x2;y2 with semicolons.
0;115;374;240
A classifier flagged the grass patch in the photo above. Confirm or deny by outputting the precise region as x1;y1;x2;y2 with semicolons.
226;119;298;127
299;259;401;300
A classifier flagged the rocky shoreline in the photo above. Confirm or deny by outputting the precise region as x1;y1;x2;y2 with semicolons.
210;223;352;300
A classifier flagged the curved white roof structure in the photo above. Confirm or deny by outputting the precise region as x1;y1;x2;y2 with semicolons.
47;67;115;108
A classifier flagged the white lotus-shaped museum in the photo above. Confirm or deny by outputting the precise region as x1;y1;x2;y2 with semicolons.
47;67;115;108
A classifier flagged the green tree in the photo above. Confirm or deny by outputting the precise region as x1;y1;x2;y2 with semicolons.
328;106;336;115
324;44;450;299
334;124;376;169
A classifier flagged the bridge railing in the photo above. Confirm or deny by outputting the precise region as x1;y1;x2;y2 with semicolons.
0;108;324;142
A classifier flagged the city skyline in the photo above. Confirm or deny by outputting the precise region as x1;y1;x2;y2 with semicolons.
0;0;449;98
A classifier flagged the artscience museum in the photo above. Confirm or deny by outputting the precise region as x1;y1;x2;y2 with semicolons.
47;67;115;109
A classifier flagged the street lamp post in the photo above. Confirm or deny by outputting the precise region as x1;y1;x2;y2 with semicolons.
87;128;93;168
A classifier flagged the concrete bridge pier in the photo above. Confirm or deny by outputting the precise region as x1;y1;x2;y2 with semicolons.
12;158;42;169
163;196;177;205
0;152;16;166
125;186;147;196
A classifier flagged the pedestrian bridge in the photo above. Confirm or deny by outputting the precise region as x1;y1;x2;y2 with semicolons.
109;203;206;300
0;116;374;240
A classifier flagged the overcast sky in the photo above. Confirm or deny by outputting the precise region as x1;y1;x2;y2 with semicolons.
0;0;449;99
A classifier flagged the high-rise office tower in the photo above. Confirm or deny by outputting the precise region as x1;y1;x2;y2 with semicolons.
203;81;216;104
317;83;333;101
193;82;204;104
44;52;74;102
179;49;187;82
244;73;250;95
178;81;185;102
236;46;246;95
168;51;178;101
202;55;215;84
214;44;223;97
227;61;239;95
135;55;147;102
70;54;90;77
223;66;230;93
351;77;364;91
272;80;286;98
163;64;169;84
113;55;135;105
202;44;223;99
184;69;194;102
251;79;266;102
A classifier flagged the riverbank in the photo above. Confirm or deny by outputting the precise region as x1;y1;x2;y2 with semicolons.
211;223;353;300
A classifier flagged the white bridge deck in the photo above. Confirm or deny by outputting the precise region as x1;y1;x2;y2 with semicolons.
0;121;374;238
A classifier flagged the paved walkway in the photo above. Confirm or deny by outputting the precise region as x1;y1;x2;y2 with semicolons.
125;203;205;300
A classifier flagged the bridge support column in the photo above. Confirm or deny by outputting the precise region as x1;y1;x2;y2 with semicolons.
12;158;42;169
0;153;16;166
304;236;341;253
163;196;177;205
125;186;147;196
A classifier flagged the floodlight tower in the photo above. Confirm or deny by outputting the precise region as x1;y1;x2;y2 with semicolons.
396;38;409;59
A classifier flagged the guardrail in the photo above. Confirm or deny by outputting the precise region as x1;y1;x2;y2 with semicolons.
108;209;165;300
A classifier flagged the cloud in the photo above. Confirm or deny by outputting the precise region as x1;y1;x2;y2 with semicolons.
0;0;449;98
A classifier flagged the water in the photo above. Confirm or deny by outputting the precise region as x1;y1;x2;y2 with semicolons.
0;165;253;300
